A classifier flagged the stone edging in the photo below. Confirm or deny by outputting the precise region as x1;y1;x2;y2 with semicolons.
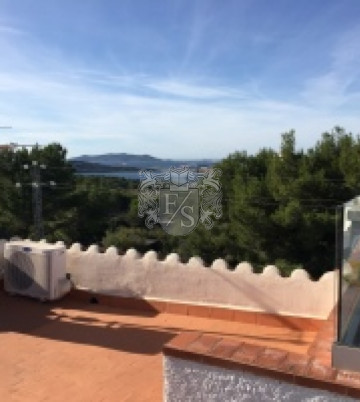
163;332;360;399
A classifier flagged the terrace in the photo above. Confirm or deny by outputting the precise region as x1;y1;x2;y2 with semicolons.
1;240;360;401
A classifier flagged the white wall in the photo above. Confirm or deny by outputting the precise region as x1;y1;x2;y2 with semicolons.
0;239;6;278
1;239;337;319
164;356;354;402
63;243;336;319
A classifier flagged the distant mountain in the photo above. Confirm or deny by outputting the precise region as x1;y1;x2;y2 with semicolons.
70;160;139;173
70;153;217;171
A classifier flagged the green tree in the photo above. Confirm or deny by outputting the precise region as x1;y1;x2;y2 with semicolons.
215;127;360;278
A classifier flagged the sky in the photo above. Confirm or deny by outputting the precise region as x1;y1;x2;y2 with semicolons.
0;0;359;159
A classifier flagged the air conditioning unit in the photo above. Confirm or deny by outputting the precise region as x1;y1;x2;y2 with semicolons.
4;241;71;301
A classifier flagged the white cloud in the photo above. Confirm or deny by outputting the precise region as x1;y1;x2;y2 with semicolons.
301;26;360;108
1;67;358;159
144;79;245;99
0;20;360;159
0;23;25;36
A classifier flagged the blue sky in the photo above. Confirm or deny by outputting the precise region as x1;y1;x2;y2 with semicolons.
0;0;359;158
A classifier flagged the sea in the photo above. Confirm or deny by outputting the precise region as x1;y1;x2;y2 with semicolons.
77;171;140;180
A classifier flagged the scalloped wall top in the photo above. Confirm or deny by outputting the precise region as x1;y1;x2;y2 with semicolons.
3;238;334;281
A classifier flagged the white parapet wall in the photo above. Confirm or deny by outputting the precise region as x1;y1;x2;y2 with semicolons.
0;239;6;278
62;242;336;319
1;239;337;319
164;356;355;402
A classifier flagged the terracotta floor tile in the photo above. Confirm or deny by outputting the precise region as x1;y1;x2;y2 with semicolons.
187;333;221;354
165;331;200;350
232;343;264;365
306;359;337;381
256;347;288;369
0;289;319;401
211;339;241;359
210;307;234;321
337;370;360;388
187;304;211;318
166;302;188;315
232;310;257;324
280;352;311;376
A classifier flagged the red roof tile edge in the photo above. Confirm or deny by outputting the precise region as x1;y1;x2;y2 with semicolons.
163;332;360;399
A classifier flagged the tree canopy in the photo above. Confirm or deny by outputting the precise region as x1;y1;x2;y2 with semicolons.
0;128;359;278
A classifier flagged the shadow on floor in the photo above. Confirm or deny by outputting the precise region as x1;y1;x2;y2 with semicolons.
0;290;176;355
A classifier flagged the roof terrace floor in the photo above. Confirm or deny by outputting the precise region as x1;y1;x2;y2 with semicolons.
0;289;318;402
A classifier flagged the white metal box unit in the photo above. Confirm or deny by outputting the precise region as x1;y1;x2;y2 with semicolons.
4;241;71;301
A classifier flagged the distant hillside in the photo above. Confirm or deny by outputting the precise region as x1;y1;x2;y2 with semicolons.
70;160;139;173
70;153;217;170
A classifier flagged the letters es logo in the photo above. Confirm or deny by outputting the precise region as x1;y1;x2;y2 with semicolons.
138;166;222;236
